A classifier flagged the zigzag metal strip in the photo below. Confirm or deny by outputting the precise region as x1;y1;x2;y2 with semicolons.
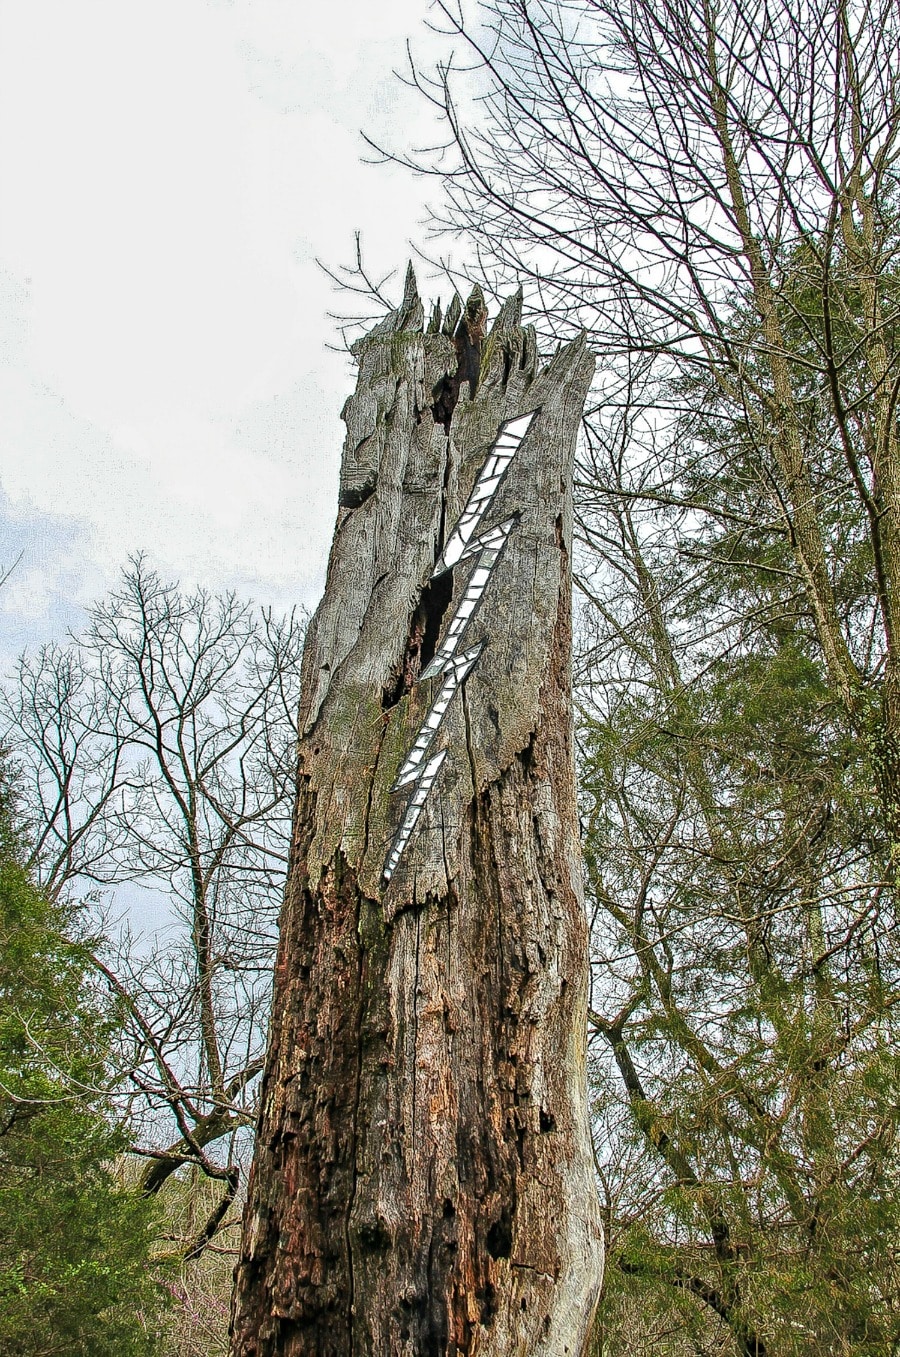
432;411;536;577
393;645;484;790
420;519;516;682
383;409;539;883
383;749;448;883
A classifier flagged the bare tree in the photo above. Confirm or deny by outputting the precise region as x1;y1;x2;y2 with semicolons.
1;558;304;1254
396;0;900;849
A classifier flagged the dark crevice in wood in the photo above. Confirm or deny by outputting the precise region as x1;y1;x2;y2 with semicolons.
436;438;454;558
519;725;538;774
419;570;455;672
338;470;378;510
382;570;455;711
487;1209;513;1260
431;287;488;430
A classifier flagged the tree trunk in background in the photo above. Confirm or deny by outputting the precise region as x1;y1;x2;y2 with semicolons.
230;268;603;1357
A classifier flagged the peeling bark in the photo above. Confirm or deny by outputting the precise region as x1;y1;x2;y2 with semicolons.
230;269;603;1356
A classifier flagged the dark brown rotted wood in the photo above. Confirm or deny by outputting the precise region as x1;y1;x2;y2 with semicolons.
230;268;604;1356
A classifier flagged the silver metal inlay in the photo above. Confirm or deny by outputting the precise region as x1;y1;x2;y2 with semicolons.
383;408;540;881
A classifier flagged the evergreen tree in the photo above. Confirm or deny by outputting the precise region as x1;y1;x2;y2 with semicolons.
0;773;169;1356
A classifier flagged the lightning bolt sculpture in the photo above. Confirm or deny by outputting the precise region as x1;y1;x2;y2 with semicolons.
383;410;538;881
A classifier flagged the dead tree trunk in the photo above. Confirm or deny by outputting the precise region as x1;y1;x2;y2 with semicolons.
230;269;603;1356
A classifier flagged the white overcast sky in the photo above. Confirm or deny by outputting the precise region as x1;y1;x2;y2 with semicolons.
0;0;463;663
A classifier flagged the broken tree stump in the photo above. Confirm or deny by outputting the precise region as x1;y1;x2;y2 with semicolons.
230;268;603;1356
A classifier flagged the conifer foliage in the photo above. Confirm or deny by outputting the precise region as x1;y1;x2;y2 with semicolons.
0;774;168;1356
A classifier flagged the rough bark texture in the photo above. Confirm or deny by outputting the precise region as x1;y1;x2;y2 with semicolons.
230;269;603;1356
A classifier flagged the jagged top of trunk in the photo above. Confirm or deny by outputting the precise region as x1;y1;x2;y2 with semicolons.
296;268;594;904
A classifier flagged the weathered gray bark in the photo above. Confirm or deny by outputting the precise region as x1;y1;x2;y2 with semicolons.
230;269;603;1356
